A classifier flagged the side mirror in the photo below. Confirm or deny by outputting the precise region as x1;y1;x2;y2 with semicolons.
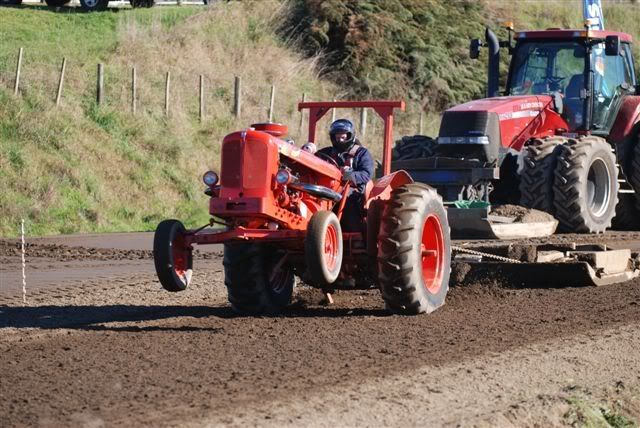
605;35;620;56
469;39;482;59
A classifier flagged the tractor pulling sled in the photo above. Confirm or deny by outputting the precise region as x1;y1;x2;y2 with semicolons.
153;100;639;315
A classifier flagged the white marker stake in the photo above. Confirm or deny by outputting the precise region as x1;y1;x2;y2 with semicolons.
21;219;26;304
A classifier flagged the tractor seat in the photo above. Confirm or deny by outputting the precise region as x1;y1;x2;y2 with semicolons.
563;74;585;128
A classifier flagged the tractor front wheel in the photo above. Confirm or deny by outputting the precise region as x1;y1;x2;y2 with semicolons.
154;219;193;292
553;137;619;233
224;243;295;315
305;211;343;286
377;183;451;315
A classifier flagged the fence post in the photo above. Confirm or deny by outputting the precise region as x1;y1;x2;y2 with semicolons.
418;109;424;135
55;57;66;107
331;99;337;122
164;71;171;117
14;47;23;96
21;219;26;305
131;66;137;114
233;76;241;118
360;107;367;139
199;74;205;122
97;63;104;105
298;92;306;133
268;84;276;122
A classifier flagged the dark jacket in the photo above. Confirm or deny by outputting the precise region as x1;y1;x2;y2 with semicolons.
316;141;374;193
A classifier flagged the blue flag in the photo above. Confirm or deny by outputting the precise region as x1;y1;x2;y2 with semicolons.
583;0;605;30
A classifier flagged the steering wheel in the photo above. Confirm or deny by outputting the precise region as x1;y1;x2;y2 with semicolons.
316;152;340;168
546;76;566;91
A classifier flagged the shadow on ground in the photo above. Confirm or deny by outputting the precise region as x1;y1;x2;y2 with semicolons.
0;303;388;330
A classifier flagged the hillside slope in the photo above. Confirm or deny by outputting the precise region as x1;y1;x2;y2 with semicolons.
2;0;640;237
287;0;640;110
0;2;334;236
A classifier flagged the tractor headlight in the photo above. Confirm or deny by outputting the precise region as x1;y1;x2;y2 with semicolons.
276;169;292;185
203;171;219;187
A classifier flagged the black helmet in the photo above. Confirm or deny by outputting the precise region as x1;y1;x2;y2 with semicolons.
329;119;356;151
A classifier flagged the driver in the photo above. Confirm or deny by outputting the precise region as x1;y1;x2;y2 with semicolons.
316;119;374;232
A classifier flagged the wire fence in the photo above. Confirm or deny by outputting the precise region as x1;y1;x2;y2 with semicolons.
1;46;435;156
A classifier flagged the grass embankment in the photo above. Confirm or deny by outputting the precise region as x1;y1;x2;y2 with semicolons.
3;1;640;237
0;2;334;236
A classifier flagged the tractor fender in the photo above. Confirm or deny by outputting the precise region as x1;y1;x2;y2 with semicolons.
609;96;640;146
364;170;414;208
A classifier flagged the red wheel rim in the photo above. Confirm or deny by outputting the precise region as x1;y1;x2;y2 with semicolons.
421;214;444;294
323;223;339;272
172;233;188;280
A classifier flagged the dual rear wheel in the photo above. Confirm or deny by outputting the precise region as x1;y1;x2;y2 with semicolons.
520;136;620;233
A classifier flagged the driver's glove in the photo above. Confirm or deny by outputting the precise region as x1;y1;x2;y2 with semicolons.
342;167;354;184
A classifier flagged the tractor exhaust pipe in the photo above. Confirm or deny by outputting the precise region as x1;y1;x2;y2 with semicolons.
486;28;500;98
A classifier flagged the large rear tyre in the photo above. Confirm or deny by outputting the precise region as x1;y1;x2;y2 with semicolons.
630;135;640;212
553;137;619;233
519;137;564;214
305;211;343;285
80;0;109;12
129;0;154;7
377;183;451;315
392;135;437;161
612;194;640;230
224;243;294;315
44;0;70;6
154;219;193;292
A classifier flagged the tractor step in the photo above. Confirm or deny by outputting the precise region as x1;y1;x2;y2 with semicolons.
447;207;558;240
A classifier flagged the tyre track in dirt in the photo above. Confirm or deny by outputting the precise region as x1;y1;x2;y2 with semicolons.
1;234;639;426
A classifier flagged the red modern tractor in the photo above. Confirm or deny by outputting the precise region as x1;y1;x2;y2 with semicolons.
392;25;640;235
153;101;451;316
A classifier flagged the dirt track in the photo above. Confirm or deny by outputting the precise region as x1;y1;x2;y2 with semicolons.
1;233;640;427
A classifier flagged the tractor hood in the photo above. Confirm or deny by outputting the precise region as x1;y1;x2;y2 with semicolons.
438;95;564;158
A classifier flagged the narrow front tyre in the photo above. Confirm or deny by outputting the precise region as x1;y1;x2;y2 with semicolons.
154;219;193;292
305;211;343;286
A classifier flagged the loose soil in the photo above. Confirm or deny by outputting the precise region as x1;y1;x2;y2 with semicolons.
491;204;556;223
1;233;639;427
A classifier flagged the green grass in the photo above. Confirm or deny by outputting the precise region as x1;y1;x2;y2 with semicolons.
0;2;335;237
564;395;637;428
3;0;640;237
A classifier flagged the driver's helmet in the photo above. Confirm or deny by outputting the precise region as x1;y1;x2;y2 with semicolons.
329;119;356;152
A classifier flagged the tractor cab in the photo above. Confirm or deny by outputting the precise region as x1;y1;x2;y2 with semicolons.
505;29;637;134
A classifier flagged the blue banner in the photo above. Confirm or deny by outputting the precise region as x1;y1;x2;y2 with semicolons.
583;0;605;30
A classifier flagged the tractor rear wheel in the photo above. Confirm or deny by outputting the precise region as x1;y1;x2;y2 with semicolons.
553;136;619;233
519;137;564;214
377;183;451;315
630;135;640;213
224;243;294;315
612;194;640;230
392;135;437;161
79;0;108;12
129;0;154;7
305;211;343;286
154;219;192;292
44;0;70;6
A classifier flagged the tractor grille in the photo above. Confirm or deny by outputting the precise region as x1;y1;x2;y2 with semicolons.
242;138;269;189
438;111;501;164
221;140;242;187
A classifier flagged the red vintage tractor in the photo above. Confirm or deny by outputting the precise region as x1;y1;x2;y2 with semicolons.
153;101;451;315
392;25;640;235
